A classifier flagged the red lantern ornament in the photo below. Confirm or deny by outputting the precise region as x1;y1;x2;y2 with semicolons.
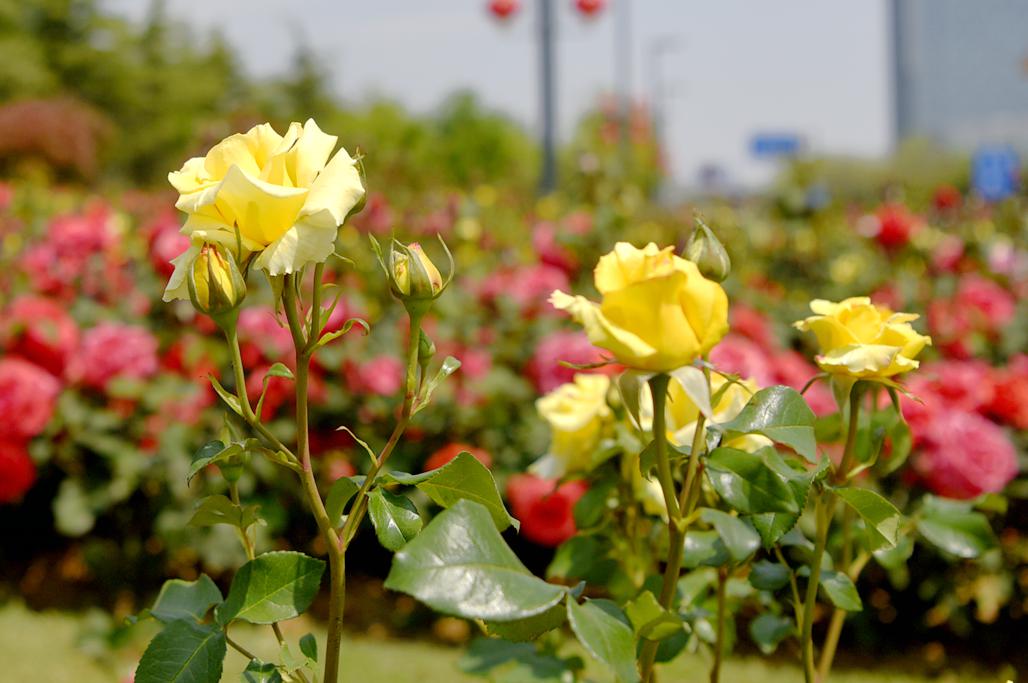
575;0;605;17
488;0;520;20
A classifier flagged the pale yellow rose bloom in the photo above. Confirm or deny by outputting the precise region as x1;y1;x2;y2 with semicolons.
550;242;729;372
163;119;364;300
531;374;613;478
793;297;931;379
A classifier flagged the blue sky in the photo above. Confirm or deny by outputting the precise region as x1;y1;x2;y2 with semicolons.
105;0;892;186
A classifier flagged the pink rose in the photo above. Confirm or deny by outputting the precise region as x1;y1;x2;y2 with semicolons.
912;411;1018;499
345;356;404;396
0;440;36;503
237;307;294;368
148;213;190;279
3;295;79;376
506;474;587;547
526;331;611;394
74;323;158;390
0;358;60;440
532;222;578;273
709;334;776;387
911;360;995;414
729;304;773;345
955;275;1016;333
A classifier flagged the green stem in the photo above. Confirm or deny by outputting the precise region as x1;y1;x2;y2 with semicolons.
711;567;728;683
339;312;423;548
638;373;681;683
802;387;861;683
284;275;345;683
225;329;297;461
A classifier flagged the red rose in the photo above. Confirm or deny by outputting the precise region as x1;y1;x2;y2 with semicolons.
729;304;773;344
989;355;1028;429
3;295;79;376
0;440;36;503
344;356;404;397
869;203;921;249
237;307;294;368
532;221;578;274
506;474;587;547
912;411;1017;499
526;331;611;394
245;364;295;421
424;443;492;471
0;358;60;440
73;323;159;391
932;185;962;212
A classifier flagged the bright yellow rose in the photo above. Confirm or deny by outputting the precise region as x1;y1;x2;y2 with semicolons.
531;374;612;478
163;119;364;301
550;242;729;372
793;297;931;379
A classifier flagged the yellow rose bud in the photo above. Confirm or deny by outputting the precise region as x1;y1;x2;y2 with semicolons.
393;242;443;297
187;242;246;323
163;119;365;298
793;297;932;379
550;242;729;372
531;374;612;479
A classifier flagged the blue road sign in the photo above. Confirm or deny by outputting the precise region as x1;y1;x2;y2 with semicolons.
972;145;1020;202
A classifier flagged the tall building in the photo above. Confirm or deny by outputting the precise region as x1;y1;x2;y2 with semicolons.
892;0;1028;151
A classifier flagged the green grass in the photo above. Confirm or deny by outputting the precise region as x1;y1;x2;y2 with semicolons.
0;601;1002;683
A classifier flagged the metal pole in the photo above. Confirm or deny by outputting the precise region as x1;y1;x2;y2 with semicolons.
538;0;557;193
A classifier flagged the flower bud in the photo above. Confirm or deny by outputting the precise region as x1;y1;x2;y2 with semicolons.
685;218;731;283
418;329;437;365
188;242;247;324
371;235;454;316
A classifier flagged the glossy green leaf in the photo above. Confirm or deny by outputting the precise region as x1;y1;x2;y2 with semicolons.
189;495;261;531
385;452;518;531
705;447;798;514
719;386;818;462
873;535;914;570
459;638;583;682
368;489;423;551
150;575;223;624
209;375;243;417
834;487;902;551
385;499;566;621
216;551;326;625
682;530;731;569
187;441;235;483
819;570;862;611
749;613;793;654
135;619;226;683
699;508;760;564
916;497;996;558
413;355;461;415
325;476;362;527
241;660;282;683
750;512;800;550
299;633;317;662
546;536;616;584
625;590;683;641
567;599;640;683
483;602;567;642
748;560;790;592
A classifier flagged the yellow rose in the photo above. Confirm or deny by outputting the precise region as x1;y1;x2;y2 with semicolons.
793;297;931;379
665;375;769;452
531;374;612;478
163;119;364;301
550;242;729;372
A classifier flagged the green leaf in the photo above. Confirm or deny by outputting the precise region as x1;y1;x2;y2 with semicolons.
255;363;294;418
616;371;648;430
482;602;567;642
547;536;616;583
299;633;318;662
385;499;567;621
368;489;423;551
209;375;243;416
748;560;790;592
834;487;902;551
150;575;223;624
873;535;914;570
567;599;640;683
460;638;583;682
572;478;615;529
749;613;793;654
413;355;461;415
819;570;862;611
750;512;800;550
682;530;731;569
241;660;282;683
216;551;326;625
189;495;262;531
385;452;518;531
335;426;378;465
719;386;818;462
135;619;226;683
705;447;799;514
916;497;996;558
625;591;683;641
187;441;228;483
699;508;760;564
325;476;362;527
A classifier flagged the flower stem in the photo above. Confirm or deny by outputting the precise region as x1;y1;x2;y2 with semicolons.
283;274;346;683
